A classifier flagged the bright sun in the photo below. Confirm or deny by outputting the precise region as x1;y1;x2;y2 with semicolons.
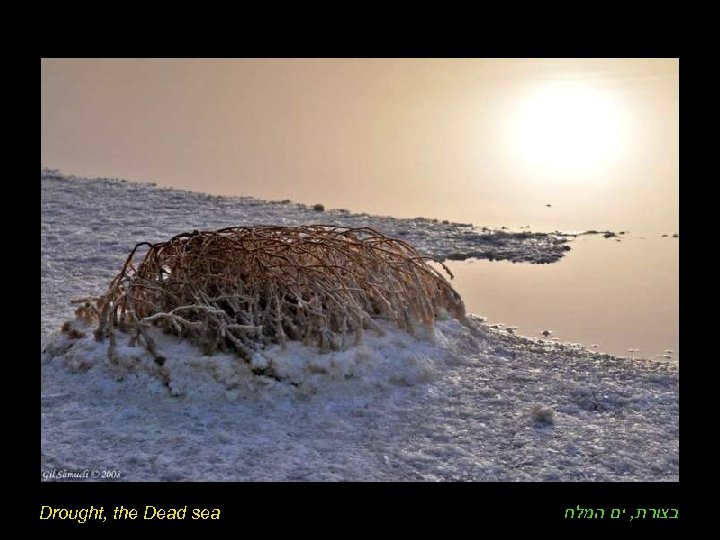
509;80;626;178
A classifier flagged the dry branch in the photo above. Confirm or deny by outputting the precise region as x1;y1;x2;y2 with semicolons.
75;225;466;362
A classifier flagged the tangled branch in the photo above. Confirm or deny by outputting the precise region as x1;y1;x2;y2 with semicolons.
74;225;466;362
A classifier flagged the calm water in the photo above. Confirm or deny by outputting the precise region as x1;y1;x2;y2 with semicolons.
41;58;679;359
442;234;679;360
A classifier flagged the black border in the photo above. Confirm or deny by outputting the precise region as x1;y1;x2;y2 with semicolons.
38;43;684;532
35;482;684;530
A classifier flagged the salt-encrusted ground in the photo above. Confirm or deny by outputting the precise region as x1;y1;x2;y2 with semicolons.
40;170;678;481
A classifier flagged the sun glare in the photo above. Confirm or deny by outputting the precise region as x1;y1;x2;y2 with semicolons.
509;80;626;178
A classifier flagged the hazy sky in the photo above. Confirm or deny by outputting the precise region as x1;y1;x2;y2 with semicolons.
41;58;678;234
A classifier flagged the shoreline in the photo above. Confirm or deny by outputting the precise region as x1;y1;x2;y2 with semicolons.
40;170;678;481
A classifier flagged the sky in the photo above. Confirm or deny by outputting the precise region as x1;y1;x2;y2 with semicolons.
41;58;678;234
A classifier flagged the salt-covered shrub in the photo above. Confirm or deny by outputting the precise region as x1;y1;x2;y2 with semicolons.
71;225;466;364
